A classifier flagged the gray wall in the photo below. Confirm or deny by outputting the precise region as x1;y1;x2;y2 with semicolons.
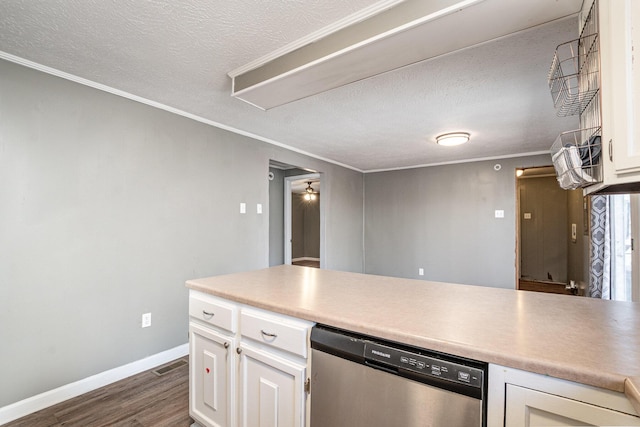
291;193;320;259
364;155;552;289
292;193;306;258
0;59;364;407
303;193;321;258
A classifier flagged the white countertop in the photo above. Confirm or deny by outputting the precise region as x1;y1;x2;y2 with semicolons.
186;265;640;411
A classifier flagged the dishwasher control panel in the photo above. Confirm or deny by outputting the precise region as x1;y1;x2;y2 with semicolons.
364;342;483;389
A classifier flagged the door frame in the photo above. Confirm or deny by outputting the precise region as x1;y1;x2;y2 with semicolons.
631;194;640;302
284;173;323;267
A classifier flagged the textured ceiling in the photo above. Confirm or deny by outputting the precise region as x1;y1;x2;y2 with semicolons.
0;0;579;172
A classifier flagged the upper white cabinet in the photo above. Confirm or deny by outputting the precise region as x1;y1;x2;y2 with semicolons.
551;0;640;193
587;0;640;192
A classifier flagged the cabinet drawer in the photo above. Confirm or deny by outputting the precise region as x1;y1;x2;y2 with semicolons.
240;309;312;358
189;291;237;333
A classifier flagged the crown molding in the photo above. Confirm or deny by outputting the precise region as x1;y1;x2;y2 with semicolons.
0;51;363;173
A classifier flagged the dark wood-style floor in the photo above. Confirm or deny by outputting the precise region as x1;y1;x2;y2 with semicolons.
3;357;191;427
292;260;320;268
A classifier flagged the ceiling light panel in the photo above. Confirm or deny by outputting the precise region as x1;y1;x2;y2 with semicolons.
436;132;470;146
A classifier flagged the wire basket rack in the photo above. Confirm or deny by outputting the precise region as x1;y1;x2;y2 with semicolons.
551;126;602;190
548;33;599;117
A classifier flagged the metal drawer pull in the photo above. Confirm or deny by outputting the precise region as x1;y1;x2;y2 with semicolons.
202;310;215;318
261;329;278;338
224;342;229;349
236;347;242;354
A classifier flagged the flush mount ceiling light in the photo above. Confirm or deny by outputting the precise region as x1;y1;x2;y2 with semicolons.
435;132;470;147
227;0;582;110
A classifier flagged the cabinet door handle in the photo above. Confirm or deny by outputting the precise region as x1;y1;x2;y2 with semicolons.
224;342;230;349
202;310;214;318
261;329;278;338
609;139;613;161
236;347;242;354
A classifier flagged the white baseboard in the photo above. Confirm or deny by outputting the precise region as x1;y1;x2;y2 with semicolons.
0;343;189;425
292;257;320;262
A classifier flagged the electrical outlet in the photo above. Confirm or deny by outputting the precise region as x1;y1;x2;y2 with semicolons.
240;203;246;214
419;268;424;276
142;313;151;328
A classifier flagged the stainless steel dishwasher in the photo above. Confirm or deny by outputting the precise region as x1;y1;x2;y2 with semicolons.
310;325;487;427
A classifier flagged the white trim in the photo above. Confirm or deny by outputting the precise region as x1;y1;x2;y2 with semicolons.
631;194;640;303
0;343;189;425
0;52;555;175
230;0;483;82
284;177;293;265
364;151;551;173
227;0;406;77
362;175;367;274
292;257;320;262
0;51;362;173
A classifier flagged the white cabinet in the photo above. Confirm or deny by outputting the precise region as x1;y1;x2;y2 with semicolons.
239;309;310;358
505;384;640;426
587;0;640;192
188;290;313;427
237;307;312;427
190;323;236;427
238;343;306;427
189;291;238;427
488;364;640;427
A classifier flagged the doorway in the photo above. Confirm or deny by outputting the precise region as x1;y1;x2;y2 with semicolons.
285;173;321;267
268;160;324;269
516;166;586;295
515;166;640;301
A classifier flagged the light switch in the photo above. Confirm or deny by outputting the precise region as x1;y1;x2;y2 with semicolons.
571;223;577;241
240;203;246;214
495;210;505;218
257;203;262;214
142;313;151;328
418;268;424;276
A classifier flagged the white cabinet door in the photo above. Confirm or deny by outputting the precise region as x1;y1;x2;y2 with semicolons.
238;343;306;427
505;384;640;426
600;0;640;176
190;323;235;427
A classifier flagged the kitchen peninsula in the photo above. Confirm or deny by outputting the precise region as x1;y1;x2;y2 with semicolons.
186;265;640;426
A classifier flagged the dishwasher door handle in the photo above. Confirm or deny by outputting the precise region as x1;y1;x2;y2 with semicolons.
364;360;398;375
